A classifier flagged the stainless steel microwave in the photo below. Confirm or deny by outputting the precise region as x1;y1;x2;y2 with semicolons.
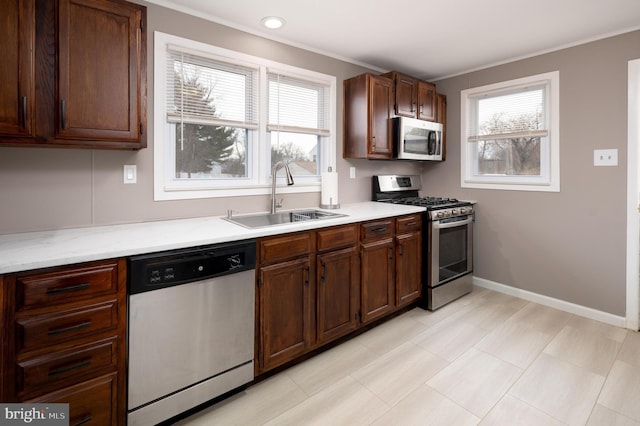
393;116;443;161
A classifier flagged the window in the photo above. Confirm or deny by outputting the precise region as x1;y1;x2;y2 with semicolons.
267;72;331;182
460;71;559;191
154;32;336;200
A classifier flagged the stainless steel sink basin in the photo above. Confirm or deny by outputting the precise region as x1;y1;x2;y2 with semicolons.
224;209;346;229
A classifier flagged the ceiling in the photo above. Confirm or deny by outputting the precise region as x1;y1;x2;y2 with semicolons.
146;0;640;81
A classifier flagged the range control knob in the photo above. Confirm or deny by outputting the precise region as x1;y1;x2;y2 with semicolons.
451;208;459;215
436;211;444;219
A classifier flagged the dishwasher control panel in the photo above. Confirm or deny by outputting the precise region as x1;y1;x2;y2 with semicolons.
128;239;256;294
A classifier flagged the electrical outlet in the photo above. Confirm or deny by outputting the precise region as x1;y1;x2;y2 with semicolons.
349;167;356;179
124;165;137;184
594;149;618;166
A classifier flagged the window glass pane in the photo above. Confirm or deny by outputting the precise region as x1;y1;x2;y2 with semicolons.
168;50;257;126
469;85;547;141
270;131;319;176
267;73;329;133
475;137;541;176
175;124;248;179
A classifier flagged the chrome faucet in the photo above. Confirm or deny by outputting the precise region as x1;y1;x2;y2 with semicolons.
271;161;295;214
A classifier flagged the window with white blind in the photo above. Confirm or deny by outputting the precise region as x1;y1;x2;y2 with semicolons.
460;71;560;192
267;72;331;182
153;31;336;201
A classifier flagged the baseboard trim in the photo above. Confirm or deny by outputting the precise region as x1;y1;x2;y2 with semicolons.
473;276;627;329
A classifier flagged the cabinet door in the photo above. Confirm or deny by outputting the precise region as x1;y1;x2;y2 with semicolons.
396;232;422;306
258;257;313;372
417;81;436;122
360;239;395;323
394;74;418;118
317;247;359;344
0;0;35;137
368;75;394;158
436;93;447;160
57;0;145;145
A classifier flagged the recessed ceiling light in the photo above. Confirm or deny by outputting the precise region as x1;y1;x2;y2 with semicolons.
261;16;285;30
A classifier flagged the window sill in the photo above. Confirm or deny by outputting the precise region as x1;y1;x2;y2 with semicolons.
155;182;321;201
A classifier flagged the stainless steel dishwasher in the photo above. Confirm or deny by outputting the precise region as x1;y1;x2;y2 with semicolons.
126;239;256;426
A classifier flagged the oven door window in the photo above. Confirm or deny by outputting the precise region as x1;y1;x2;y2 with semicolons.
439;225;470;282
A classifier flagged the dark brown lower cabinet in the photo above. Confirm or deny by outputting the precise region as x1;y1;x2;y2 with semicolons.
255;215;422;375
395;214;423;306
0;258;127;425
360;220;395;324
257;256;313;374
28;372;118;426
360;238;395;323
316;246;359;344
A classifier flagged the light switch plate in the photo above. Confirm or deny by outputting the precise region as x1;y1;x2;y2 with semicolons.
349;167;356;179
124;165;137;184
594;149;618;166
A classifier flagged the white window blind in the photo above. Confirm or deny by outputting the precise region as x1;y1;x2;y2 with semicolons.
267;72;330;136
467;83;548;142
166;45;258;129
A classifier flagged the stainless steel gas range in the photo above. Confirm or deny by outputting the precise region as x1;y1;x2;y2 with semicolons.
372;175;474;310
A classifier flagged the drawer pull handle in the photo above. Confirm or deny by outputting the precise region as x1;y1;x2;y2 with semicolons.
47;321;92;336
45;283;90;295
406;222;417;226
372;227;387;233
73;415;93;426
48;359;91;376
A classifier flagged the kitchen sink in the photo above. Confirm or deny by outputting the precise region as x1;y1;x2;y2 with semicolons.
223;209;346;229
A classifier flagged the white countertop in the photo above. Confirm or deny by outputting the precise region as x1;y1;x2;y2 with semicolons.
0;202;426;274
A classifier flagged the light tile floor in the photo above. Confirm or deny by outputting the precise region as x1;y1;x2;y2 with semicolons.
176;286;640;425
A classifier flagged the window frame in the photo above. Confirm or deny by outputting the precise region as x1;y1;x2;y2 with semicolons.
153;31;337;201
460;71;560;192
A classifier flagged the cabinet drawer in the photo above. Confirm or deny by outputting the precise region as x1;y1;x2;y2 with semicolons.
316;224;357;252
396;215;422;234
17;337;118;395
259;232;312;264
16;301;119;353
16;261;119;311
30;373;117;426
360;220;393;242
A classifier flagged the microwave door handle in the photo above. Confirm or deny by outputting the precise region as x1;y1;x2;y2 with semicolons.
433;216;474;229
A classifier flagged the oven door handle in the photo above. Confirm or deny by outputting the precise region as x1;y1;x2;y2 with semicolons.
433;216;474;229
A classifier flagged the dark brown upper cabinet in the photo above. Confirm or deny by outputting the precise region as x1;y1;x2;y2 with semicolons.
0;0;147;149
382;71;437;122
343;73;394;159
0;0;36;138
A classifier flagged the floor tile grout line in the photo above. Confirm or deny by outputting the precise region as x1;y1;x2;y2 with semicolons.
180;288;639;425
592;356;640;423
505;392;571;425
